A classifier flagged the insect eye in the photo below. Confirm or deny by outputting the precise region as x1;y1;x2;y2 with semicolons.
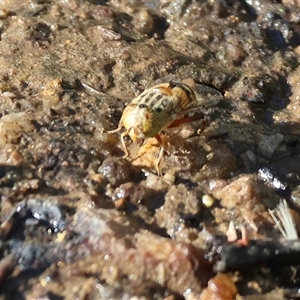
139;104;147;109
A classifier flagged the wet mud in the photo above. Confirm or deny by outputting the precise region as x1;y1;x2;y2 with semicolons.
0;0;300;299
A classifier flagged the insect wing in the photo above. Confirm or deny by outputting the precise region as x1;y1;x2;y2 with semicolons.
146;76;222;107
193;84;223;108
173;84;223;117
145;75;182;90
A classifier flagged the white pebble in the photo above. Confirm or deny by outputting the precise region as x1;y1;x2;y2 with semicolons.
202;194;215;208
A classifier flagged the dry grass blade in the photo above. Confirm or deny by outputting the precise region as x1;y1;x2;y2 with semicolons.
269;200;298;240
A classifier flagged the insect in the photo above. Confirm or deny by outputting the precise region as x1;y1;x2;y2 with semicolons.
107;77;223;175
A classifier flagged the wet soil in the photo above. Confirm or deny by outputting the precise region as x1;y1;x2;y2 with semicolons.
0;0;300;299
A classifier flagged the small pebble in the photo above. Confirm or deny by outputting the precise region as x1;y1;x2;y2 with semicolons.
163;172;176;184
202;194;215;208
256;133;284;158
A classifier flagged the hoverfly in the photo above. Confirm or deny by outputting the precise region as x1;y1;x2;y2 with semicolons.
107;77;223;175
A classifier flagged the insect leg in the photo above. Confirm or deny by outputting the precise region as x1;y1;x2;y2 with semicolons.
120;131;129;158
167;113;204;129
197;117;209;134
156;146;165;176
105;121;130;158
106;122;123;134
154;134;165;176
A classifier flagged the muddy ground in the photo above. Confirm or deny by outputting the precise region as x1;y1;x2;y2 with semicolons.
0;0;300;299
